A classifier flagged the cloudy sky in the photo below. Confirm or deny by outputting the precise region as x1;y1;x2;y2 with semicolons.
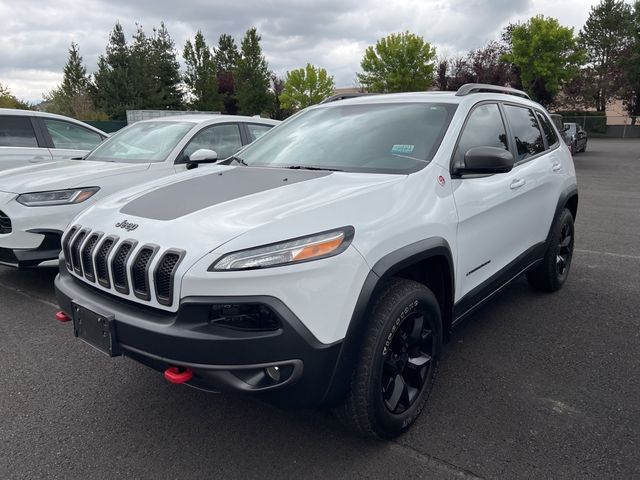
1;0;602;103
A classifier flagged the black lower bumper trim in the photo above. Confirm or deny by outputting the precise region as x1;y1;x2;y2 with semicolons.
0;230;62;268
55;265;342;408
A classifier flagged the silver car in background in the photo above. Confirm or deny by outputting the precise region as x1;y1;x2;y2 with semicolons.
0;109;108;171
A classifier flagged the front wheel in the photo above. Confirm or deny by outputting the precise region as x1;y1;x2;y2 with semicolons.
527;208;575;292
333;279;442;438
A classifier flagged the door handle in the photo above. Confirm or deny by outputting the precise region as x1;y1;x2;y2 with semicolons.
510;178;526;190
552;162;562;172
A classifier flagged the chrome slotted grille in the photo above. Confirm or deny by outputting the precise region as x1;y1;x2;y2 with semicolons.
64;225;184;308
0;210;11;234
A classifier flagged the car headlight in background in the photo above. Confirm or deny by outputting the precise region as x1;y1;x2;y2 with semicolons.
16;187;100;207
210;226;354;271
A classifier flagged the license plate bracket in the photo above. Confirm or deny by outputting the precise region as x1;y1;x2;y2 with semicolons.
72;302;121;357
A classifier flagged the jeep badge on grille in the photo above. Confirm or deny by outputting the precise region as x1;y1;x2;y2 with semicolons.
115;219;139;232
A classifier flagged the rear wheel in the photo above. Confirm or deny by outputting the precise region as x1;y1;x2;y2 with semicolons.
527;208;575;292
333;279;442;438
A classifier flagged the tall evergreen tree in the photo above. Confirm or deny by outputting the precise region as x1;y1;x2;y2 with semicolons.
92;22;136;120
92;22;183;119
235;28;271;115
183;31;222;111
44;42;102;118
579;0;633;111
149;22;184;110
214;33;240;114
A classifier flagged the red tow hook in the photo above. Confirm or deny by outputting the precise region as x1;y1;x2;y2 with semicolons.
55;311;72;323
164;366;194;384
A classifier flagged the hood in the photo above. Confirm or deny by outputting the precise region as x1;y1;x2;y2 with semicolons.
0;160;150;194
76;165;404;260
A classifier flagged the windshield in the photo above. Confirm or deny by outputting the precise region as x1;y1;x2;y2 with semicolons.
565;123;577;134
237;103;457;174
85;121;194;163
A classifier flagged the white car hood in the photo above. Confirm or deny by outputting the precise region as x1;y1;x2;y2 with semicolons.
0;160;151;194
76;165;404;261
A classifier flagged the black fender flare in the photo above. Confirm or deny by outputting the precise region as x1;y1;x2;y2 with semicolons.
546;185;578;246
320;237;455;406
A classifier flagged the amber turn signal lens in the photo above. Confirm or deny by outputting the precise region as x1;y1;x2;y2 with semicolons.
292;235;344;261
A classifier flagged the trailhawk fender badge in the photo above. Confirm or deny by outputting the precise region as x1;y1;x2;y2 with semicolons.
438;175;446;186
115;219;139;232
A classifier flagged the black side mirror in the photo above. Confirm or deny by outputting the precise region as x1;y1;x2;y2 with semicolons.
455;146;514;175
186;148;218;170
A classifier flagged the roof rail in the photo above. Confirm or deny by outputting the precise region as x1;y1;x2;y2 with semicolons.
455;83;530;100
319;92;376;104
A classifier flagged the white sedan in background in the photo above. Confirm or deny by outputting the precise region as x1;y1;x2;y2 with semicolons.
0;108;108;171
0;114;278;267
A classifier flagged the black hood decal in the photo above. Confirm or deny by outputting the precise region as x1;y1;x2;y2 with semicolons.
120;167;330;221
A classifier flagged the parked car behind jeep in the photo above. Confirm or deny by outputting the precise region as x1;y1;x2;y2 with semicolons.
0;109;107;171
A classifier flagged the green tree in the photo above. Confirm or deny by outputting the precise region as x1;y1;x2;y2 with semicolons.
621;1;640;121
44;42;105;119
92;22;137;119
148;22;184;110
579;0;633;111
280;63;335;110
0;83;32;109
235;27;271;115
357;31;436;92
502;16;584;106
214;33;240;114
269;74;293;120
92;22;183;119
183;31;222;111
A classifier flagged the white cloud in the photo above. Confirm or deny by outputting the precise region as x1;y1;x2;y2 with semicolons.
0;0;602;103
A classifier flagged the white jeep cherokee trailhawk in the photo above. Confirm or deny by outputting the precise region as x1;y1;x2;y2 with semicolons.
55;84;578;438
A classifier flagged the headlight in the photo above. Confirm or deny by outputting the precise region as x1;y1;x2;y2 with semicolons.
16;187;100;207
210;227;354;271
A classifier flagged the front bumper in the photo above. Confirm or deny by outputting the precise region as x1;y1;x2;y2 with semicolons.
55;265;343;408
0;230;62;268
0;192;76;267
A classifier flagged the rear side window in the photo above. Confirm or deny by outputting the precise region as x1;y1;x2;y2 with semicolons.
503;105;545;161
43;119;103;150
536;112;558;147
246;123;273;141
0;116;38;147
453;103;508;169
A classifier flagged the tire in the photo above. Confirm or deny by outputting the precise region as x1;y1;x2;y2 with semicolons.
526;208;575;292
573;141;579;154
333;278;442;438
581;141;587;153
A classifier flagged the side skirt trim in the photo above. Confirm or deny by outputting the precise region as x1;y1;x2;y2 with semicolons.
452;242;546;325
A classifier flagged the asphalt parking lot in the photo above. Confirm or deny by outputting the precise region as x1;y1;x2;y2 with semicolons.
1;138;639;479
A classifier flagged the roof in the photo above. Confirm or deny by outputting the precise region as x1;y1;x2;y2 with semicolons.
0;108;107;135
137;114;280;126
313;90;541;110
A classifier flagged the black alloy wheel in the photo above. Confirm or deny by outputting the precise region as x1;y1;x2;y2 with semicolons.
381;310;435;414
556;221;573;281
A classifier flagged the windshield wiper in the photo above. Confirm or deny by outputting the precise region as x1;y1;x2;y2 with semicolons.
285;165;343;172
